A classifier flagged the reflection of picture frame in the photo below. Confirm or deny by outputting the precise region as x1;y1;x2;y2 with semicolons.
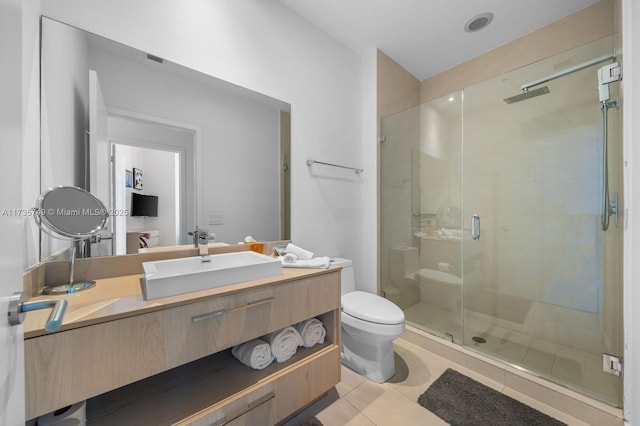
133;168;143;190
125;170;133;188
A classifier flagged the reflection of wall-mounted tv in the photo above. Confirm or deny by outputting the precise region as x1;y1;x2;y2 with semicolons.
131;193;158;217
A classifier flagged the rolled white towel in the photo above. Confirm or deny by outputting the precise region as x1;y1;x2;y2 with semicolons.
285;243;314;260
263;326;303;363
294;318;326;348
280;256;330;269
282;253;298;264
231;338;274;370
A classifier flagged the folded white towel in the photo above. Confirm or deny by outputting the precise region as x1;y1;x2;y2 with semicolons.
282;253;298;264
285;243;314;260
231;338;274;370
279;256;331;269
294;318;326;348
263;326;303;363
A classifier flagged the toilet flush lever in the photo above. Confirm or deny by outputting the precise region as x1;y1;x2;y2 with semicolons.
471;214;481;240
7;291;67;332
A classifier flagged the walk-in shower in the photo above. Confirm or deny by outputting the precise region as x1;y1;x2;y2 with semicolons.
380;35;622;406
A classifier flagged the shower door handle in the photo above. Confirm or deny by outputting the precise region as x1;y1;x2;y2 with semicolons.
471;214;480;240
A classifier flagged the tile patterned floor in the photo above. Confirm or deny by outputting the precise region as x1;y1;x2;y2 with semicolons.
282;336;592;426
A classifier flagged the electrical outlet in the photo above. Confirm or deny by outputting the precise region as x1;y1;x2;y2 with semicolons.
208;214;224;225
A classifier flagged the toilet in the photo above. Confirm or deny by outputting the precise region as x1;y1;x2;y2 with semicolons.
332;258;405;383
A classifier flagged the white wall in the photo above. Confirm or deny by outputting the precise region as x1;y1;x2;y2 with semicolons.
39;0;366;283
361;48;378;292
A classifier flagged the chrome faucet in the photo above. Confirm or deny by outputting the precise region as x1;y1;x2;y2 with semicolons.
188;228;214;257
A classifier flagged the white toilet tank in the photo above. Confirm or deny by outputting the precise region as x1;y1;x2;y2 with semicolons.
330;258;355;294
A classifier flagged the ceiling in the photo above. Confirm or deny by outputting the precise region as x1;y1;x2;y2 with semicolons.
278;0;600;80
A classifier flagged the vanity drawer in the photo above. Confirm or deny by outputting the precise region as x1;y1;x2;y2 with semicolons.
181;382;276;426
165;286;278;366
168;272;340;366
270;344;341;423
180;345;341;426
25;271;341;420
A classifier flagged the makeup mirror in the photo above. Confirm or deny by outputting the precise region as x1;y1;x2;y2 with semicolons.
35;186;109;294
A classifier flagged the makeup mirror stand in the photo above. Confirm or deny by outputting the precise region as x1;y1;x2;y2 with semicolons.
35;186;109;295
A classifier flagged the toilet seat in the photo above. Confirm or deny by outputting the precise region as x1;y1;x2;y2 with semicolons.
342;291;405;325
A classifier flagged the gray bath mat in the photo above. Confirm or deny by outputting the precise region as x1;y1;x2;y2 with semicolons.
299;416;323;426
418;369;566;426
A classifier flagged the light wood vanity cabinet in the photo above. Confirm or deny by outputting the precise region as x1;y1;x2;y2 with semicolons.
25;269;342;424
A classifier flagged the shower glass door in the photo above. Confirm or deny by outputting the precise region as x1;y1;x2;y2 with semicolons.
380;93;463;343
462;35;622;406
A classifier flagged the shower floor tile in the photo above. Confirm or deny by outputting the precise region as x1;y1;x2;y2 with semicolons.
522;344;556;374
403;301;622;405
404;301;461;338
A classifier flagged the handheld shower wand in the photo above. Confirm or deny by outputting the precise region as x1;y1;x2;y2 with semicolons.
597;62;621;231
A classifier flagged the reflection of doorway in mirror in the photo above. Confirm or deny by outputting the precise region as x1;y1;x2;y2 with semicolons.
113;143;180;255
107;112;197;255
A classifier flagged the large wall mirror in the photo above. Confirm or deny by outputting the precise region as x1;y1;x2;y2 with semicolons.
39;17;291;263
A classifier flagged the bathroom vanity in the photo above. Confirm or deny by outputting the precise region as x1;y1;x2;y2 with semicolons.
23;266;341;424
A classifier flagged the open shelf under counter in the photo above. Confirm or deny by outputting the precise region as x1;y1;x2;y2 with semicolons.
87;343;341;425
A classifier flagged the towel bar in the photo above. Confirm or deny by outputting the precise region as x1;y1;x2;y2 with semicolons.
306;159;363;174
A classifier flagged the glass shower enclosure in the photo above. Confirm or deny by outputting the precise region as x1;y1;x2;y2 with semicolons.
380;35;622;406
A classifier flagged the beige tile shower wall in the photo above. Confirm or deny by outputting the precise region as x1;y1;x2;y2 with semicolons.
417;100;463;224
420;0;616;103
377;50;420;119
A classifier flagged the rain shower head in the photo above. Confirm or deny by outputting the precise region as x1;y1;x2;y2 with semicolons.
503;86;550;104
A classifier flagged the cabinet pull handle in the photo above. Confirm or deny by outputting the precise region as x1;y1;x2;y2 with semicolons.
211;391;275;426
191;297;275;323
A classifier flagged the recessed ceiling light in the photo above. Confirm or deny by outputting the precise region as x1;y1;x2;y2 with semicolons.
448;97;455;102
464;12;494;33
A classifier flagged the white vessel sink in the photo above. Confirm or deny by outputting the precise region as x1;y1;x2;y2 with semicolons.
141;251;282;300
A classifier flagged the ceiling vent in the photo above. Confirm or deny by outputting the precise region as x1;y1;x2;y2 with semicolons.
465;12;494;33
146;53;164;64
